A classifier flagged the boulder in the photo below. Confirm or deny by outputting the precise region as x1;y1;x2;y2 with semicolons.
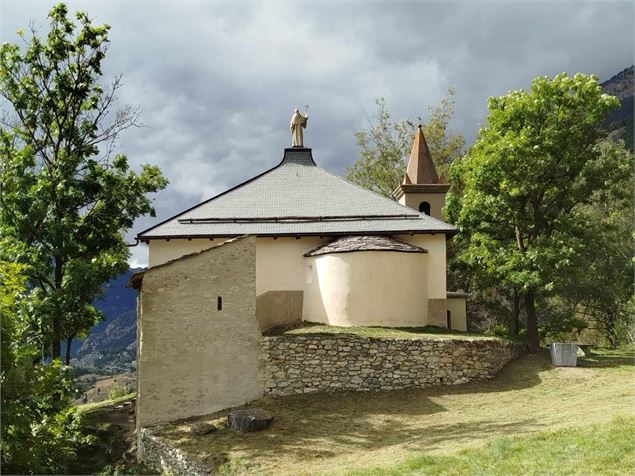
190;422;217;436
227;408;273;433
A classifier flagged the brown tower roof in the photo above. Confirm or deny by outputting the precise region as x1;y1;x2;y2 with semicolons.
403;125;439;185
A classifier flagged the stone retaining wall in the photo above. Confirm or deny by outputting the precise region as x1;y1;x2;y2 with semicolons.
139;428;212;476
262;335;522;395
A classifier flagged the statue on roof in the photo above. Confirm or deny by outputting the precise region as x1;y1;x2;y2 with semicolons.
290;106;308;147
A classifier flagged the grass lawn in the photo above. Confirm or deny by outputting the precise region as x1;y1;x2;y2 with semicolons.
267;322;506;341
76;392;135;414
354;417;634;475
155;348;635;475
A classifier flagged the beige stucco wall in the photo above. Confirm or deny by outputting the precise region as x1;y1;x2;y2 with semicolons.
148;238;220;267
148;237;323;295
136;236;263;428
147;234;447;329
148;236;324;329
256;290;303;331
447;297;467;331
254;237;323;295
147;235;441;297
399;234;448;327
398;192;447;221
302;251;428;327
396;234;447;300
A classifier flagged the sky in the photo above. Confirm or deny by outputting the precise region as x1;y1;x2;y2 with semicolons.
1;0;633;267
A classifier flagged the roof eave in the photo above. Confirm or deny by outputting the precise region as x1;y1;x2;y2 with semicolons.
139;228;458;243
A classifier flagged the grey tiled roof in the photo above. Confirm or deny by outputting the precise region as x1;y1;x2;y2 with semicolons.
138;148;456;240
304;235;427;257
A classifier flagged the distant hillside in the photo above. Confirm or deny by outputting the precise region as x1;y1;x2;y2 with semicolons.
601;65;634;150
71;268;140;373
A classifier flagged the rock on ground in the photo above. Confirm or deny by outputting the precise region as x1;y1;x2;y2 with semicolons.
227;408;273;433
190;422;216;436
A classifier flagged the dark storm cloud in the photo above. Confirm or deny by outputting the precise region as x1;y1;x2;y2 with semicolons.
1;0;632;266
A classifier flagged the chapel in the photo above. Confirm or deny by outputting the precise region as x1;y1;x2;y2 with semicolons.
136;116;467;331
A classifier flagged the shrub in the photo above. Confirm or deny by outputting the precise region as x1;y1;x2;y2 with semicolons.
108;384;129;400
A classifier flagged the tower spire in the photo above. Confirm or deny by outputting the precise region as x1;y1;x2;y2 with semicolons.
403;125;439;185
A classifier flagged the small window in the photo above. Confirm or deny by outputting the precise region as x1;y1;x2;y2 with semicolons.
419;201;431;215
217;296;223;311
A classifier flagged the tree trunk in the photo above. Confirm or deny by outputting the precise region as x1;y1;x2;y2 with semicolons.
52;257;63;360
65;337;73;365
513;290;520;335
525;291;540;353
52;319;62;360
605;312;617;349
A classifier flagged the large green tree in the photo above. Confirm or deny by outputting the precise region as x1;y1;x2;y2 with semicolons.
556;147;634;348
0;3;168;361
1;251;84;474
346;89;465;197
447;73;628;352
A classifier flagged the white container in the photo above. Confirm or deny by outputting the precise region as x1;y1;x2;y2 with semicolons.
550;343;578;367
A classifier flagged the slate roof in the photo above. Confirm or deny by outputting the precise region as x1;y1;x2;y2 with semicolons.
304;235;427;257
137;148;456;240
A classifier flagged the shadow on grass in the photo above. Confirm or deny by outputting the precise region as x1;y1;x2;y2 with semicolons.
70;403;141;475
168;404;544;474
160;353;550;473
578;352;635;369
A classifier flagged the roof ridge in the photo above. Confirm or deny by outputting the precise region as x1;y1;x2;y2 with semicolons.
137;148;321;238
136;152;293;239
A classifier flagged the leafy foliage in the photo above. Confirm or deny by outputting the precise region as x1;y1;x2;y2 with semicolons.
447;73;627;351
0;3;168;360
0;257;87;474
0;4;168;473
554;146;634;347
346;89;464;196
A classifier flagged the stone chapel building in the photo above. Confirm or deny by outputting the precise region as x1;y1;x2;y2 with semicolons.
130;120;469;427
134;125;467;332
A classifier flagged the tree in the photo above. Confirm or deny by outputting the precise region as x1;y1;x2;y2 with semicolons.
346;89;464;197
446;73;627;352
0;250;85;474
556;146;634;348
0;4;168;360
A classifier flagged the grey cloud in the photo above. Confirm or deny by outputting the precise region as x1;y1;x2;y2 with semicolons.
1;0;632;267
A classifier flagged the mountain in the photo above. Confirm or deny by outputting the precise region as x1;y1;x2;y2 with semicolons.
71;268;141;373
601;65;634;150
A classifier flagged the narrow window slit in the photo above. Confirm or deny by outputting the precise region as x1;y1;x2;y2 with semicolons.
217;296;223;311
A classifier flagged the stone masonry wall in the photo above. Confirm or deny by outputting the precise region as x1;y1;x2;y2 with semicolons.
262;335;522;395
139;429;211;476
136;235;263;429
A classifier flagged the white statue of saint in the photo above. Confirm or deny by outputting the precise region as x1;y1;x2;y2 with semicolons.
290;107;308;147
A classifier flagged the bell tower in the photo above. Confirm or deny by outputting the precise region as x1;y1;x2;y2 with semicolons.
392;125;449;221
